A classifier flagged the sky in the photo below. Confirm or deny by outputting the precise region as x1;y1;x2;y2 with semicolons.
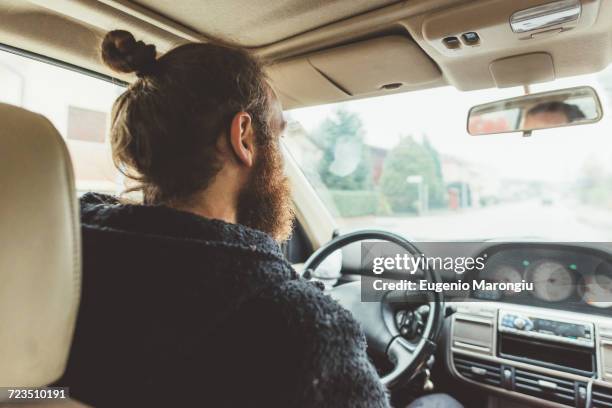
288;66;612;183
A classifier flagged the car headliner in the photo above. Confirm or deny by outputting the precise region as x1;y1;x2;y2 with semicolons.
1;0;611;109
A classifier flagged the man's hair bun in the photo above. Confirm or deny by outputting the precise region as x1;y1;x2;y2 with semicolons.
101;30;157;76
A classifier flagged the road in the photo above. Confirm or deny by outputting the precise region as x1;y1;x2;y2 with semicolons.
339;200;612;241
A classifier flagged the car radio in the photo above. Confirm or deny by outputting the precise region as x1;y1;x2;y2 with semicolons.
498;311;595;348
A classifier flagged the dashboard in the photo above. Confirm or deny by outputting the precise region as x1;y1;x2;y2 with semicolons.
337;239;612;405
468;244;612;315
444;244;612;407
341;241;612;315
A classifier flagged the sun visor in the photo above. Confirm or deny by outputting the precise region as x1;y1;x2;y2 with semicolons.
307;35;441;95
266;58;349;109
489;53;555;88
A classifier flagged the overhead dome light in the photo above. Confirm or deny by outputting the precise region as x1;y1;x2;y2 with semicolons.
510;0;581;33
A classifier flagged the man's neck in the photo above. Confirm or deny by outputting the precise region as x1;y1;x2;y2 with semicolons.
170;188;238;225
167;159;245;226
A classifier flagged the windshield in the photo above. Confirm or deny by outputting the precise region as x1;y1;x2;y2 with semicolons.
284;66;612;241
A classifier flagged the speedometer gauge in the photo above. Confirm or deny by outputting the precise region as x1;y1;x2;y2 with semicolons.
526;260;574;302
579;262;612;308
484;265;523;296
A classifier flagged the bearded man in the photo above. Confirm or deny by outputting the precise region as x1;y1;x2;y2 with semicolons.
57;29;461;408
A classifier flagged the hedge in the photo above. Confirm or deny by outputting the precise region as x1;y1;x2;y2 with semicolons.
329;190;389;217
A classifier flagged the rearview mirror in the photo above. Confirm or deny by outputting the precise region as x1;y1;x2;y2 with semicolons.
467;86;603;136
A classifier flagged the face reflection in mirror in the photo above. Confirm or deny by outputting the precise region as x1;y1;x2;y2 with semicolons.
467;86;602;136
522;102;586;130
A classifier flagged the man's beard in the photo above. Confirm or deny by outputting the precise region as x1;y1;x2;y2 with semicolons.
236;142;294;242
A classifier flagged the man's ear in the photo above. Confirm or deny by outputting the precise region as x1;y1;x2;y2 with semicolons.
228;111;255;168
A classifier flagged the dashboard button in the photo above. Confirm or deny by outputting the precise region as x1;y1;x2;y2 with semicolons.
514;317;527;330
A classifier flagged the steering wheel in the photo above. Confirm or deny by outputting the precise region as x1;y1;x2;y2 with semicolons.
303;230;445;388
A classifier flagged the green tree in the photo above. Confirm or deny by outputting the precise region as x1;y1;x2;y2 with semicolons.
422;136;447;208
312;108;372;190
380;135;446;213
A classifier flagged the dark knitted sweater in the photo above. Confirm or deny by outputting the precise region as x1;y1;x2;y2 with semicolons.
58;193;390;408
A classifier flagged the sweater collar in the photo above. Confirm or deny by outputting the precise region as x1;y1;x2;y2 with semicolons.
80;193;286;260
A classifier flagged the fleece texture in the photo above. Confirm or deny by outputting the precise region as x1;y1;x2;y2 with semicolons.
57;193;390;408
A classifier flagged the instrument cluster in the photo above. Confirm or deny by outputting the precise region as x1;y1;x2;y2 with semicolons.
472;244;612;310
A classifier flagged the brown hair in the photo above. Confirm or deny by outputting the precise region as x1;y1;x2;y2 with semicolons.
101;30;272;204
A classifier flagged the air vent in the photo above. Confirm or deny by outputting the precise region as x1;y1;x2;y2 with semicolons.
453;354;502;386
592;384;612;408
514;368;578;407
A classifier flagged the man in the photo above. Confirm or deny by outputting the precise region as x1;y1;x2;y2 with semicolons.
57;29;461;408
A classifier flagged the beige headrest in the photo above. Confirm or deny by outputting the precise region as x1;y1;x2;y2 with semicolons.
0;104;80;388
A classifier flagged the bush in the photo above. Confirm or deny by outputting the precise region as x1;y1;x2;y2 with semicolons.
329;190;387;217
380;136;446;213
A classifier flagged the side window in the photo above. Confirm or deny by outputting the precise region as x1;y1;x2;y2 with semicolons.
0;48;125;195
67;106;108;143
